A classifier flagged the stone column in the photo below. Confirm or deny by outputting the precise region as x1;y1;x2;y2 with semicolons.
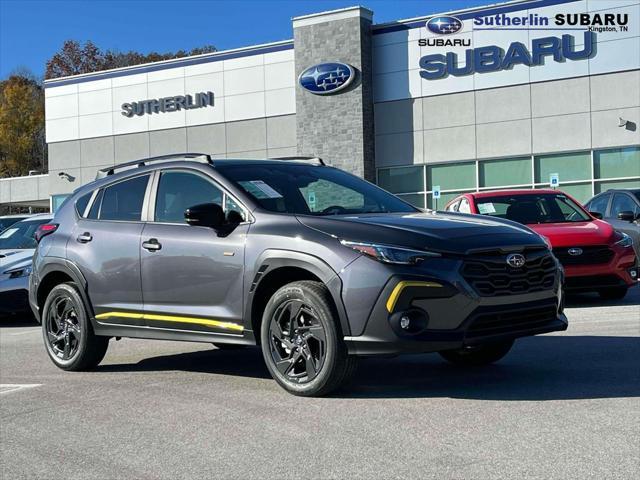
293;6;375;181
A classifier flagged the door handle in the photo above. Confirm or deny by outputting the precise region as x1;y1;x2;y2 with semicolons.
142;238;162;251
77;232;92;243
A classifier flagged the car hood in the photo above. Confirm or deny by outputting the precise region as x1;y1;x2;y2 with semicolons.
527;220;615;247
0;249;34;271
297;212;545;254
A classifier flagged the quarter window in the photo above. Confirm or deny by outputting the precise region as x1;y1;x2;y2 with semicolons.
458;198;471;213
98;175;150;222
75;192;93;218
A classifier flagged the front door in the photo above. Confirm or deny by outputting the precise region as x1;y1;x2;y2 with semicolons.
67;174;151;326
608;192;640;252
140;169;249;335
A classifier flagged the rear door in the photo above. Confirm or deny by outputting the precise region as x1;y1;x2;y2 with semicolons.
67;174;151;325
139;169;249;334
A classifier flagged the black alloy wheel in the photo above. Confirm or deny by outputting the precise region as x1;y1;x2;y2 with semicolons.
42;283;109;371
260;281;357;396
268;299;327;383
45;294;82;361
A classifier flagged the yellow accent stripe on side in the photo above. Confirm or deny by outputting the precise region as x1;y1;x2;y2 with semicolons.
386;281;443;313
94;311;244;332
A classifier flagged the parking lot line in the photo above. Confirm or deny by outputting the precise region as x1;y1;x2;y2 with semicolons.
0;384;42;395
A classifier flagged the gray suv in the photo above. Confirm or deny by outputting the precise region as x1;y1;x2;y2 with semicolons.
30;154;567;396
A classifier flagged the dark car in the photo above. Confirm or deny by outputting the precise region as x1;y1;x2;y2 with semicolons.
29;154;567;396
584;189;640;258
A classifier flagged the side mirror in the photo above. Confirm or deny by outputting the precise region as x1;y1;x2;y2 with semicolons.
589;211;603;220
226;210;244;225
184;203;224;229
617;210;635;222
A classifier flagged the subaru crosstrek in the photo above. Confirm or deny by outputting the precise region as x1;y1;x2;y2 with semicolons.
30;154;567;396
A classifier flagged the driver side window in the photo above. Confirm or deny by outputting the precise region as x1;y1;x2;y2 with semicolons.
154;171;225;224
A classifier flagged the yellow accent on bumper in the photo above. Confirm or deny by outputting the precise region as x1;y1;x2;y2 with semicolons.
94;311;244;332
385;281;443;313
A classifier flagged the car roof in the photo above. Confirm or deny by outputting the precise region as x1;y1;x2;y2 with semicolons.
211;159;325;167
14;213;53;222
0;214;33;219
468;189;560;199
601;188;640;194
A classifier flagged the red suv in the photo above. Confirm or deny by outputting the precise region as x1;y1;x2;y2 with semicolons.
445;189;637;299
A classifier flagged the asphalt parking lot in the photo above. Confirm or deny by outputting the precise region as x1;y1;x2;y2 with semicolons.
1;289;639;479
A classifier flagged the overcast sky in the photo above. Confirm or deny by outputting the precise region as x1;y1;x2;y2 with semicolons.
0;0;490;79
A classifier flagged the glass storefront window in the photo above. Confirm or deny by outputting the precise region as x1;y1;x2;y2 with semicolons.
536;182;592;204
51;194;69;213
534;151;591;183
595;178;640;193
427;162;475;191
479;157;531;188
396;193;425;208
594;147;640;179
377;166;424;194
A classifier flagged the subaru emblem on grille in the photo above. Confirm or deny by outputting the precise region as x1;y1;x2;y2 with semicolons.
506;253;526;268
568;247;583;256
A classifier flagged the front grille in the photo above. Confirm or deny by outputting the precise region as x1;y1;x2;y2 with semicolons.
461;248;557;297
466;301;558;338
565;274;624;290
552;245;614;266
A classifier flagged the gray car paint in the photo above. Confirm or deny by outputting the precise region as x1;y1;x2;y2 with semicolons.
30;159;564;354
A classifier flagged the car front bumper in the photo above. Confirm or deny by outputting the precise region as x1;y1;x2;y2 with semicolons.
341;254;566;356
0;275;30;315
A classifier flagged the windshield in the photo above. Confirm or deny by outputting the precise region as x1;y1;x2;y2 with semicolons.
0;217;28;231
216;164;418;215
475;193;591;224
0;218;50;250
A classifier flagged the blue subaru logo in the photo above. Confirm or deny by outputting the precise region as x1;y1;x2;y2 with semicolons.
426;15;463;35
298;62;355;95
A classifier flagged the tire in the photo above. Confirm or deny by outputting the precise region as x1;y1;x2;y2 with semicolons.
260;281;357;396
439;340;514;366
212;343;247;350
42;283;109;371
598;287;628;300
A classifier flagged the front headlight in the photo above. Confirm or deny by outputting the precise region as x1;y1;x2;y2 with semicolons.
340;240;441;265
3;264;32;279
613;231;633;248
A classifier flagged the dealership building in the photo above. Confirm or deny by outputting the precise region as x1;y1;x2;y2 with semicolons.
1;0;639;212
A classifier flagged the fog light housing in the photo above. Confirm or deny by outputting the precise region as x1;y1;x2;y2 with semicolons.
630;268;638;280
391;309;429;335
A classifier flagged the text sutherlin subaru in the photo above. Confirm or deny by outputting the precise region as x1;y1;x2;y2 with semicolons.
30;154;567;396
445;190;637;300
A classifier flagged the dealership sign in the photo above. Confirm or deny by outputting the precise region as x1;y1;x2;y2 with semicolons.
121;91;214;117
298;62;355;95
419;31;597;80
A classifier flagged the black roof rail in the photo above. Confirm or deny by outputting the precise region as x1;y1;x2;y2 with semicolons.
272;156;325;166
95;153;213;180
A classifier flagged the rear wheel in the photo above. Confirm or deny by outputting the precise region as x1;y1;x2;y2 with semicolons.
260;281;357;396
439;340;514;366
42;283;109;371
598;287;628;300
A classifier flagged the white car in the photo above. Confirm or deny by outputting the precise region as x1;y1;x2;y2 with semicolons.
1;214;53;315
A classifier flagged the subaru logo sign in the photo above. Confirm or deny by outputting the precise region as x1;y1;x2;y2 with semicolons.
298;62;355;95
568;248;583;256
506;253;526;268
426;16;463;35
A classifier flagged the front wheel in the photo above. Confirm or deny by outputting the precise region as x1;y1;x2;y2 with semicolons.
260;281;357;396
598;287;628;300
42;283;109;371
439;340;514;366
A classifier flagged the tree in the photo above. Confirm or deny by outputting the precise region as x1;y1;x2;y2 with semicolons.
45;41;217;79
0;73;46;178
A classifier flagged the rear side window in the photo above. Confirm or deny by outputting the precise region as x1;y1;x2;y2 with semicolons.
75;192;93;217
94;175;150;222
